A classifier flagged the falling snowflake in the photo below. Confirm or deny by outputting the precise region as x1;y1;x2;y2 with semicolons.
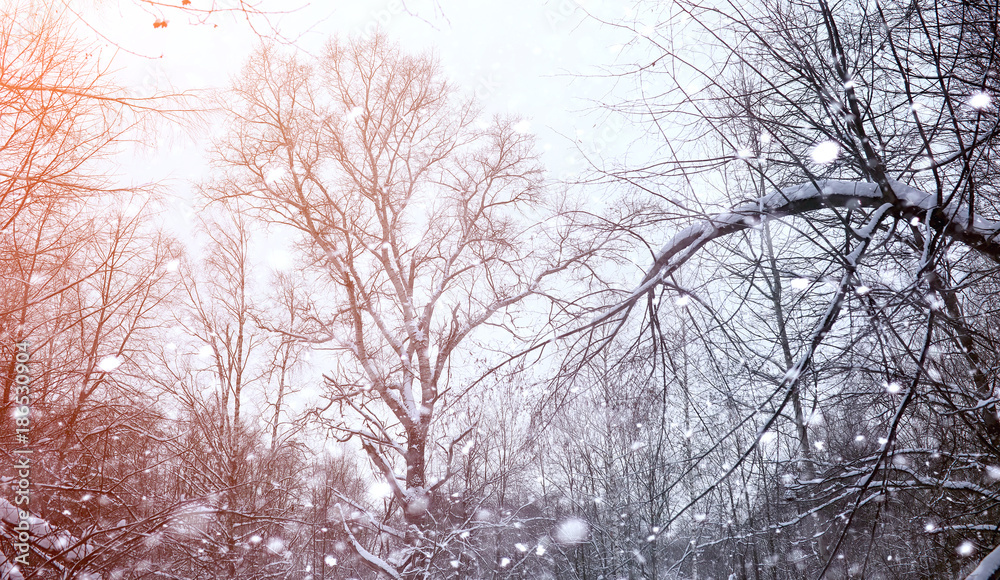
266;537;284;553
369;480;392;500
810;140;840;164
553;517;589;545
98;356;123;372
958;541;976;556
969;92;991;110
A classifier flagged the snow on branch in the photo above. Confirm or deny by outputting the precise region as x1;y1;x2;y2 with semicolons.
639;179;1000;299
337;504;403;580
0;495;90;563
966;544;1000;580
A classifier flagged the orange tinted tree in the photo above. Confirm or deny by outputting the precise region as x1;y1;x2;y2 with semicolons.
0;4;186;577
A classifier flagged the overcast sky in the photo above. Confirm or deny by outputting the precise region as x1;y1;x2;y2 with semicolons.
78;0;646;190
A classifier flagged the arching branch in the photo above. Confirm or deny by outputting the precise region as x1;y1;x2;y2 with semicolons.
642;179;1000;294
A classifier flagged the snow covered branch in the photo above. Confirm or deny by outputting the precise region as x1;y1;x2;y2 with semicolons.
642;179;1000;295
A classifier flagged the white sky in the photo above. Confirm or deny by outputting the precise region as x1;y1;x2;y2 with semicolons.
81;0;646;188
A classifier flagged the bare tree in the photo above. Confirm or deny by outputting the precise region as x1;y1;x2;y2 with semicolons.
557;0;1000;577
0;5;202;578
207;34;607;579
135;205;321;579
0;195;183;579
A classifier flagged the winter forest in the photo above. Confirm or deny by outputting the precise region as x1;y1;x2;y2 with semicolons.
6;0;1000;578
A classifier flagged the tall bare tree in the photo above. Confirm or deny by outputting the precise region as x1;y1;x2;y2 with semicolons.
562;0;1000;577
207;34;607;579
